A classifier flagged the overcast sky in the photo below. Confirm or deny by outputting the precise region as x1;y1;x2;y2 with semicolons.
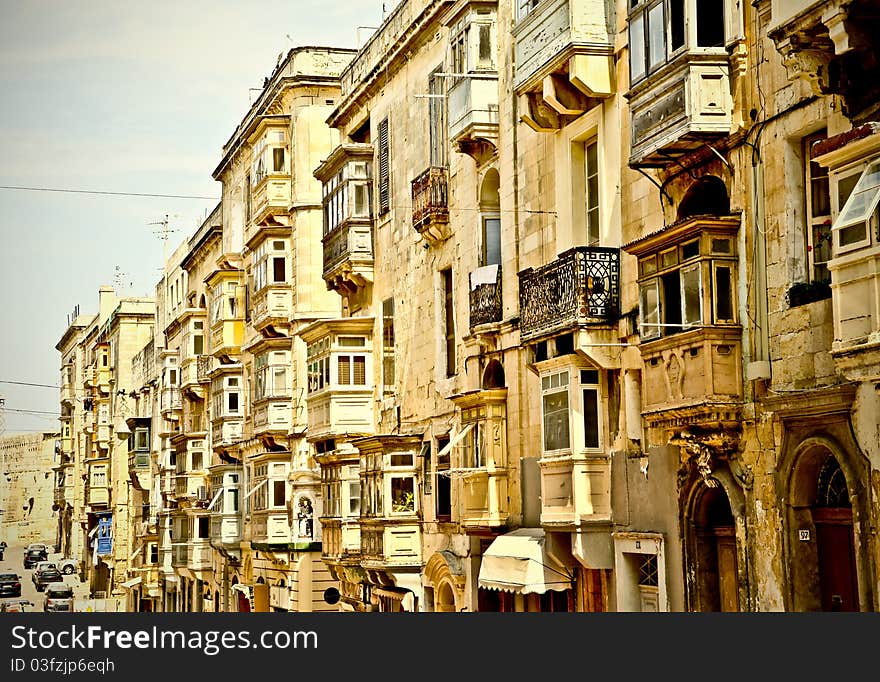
0;0;385;434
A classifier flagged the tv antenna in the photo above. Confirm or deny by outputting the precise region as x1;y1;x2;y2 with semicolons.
113;265;133;294
0;394;5;437
148;214;180;266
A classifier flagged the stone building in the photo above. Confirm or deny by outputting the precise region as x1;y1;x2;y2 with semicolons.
1;432;59;547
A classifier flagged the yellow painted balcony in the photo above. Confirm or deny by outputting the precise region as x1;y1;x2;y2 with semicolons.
211;319;244;356
253;398;292;436
87;485;109;507
210;417;243;448
320;520;361;562
251;511;291;545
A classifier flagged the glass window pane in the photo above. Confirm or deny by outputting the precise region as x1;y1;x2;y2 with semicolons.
273;480;286;507
648;3;665;70
681;265;702;327
670;0;685;50
483;217;502;266
640;280;660;339
696;0;725;47
583;388;600;449
714;265;734;322
629;15;646;82
542;390;570;451
836;160;880;226
391;477;415;513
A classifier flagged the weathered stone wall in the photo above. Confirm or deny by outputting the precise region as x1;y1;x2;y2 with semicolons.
0;432;59;546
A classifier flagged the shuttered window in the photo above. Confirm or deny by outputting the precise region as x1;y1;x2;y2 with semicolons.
377;117;390;215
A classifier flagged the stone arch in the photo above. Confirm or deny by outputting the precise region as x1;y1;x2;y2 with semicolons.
680;465;748;612
677;175;730;220
780;434;869;611
480;169;500;211
424;551;464;612
481;359;505;389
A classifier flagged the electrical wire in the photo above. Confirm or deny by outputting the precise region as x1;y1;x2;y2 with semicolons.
0;380;60;389
0;185;218;201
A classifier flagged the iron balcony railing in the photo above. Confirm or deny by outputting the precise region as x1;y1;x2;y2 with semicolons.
518;246;620;342
411;166;449;230
469;265;503;328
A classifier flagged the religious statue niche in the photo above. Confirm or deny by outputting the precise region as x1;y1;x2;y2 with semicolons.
296;495;315;541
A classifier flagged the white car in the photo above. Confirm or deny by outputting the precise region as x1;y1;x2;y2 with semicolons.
56;558;78;575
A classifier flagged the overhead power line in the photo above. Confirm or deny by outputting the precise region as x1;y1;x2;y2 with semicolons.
0;380;61;389
0;185;218;201
5;408;61;416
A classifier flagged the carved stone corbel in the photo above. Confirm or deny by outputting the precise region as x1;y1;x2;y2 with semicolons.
670;428;741;489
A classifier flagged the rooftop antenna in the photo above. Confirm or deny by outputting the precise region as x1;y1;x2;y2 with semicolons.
149;213;180;329
0;394;5;436
113;265;133;294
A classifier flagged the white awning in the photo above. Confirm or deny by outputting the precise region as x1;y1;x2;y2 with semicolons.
478;528;573;595
121;576;142;589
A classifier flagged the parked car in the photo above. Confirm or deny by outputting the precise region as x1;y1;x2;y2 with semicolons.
0;573;22;598
43;582;74;612
56;558;78;575
0;598;33;613
23;547;47;569
31;562;61;592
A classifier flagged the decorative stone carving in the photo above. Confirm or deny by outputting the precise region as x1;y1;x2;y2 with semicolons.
670;428;741;489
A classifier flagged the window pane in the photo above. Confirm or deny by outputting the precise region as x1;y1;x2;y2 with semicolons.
670;0;685;51
483;217;502;266
839;222;867;247
348;482;361;516
338;356;350;385
648;3;665;70
391;477;415;513
478;24;492;68
629;14;646;82
273;480;286;507
273;147;285;172
681;265;702;327
193;335;203;356
272;257;285;283
714;265;734;322
543;390;570;451
353;356;366;385
640;280;660;339
583;389;600;448
661;271;682;332
228;392;239;413
696;0;725;47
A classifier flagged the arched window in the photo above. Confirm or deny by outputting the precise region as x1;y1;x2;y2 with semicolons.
816;455;849;507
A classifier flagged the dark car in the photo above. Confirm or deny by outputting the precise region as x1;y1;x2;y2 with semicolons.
0;573;22;598
32;562;62;592
23;547;47;569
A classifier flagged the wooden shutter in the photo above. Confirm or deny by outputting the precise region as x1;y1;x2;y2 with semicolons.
378;117;390;214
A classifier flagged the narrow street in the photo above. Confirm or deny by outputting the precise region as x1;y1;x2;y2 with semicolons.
0;543;89;612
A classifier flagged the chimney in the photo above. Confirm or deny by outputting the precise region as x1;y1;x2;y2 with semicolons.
98;286;116;323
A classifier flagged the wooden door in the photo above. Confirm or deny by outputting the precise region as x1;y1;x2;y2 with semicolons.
715;527;739;612
814;508;858;611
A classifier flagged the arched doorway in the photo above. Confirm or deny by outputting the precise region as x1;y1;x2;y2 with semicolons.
787;441;859;611
686;482;739;612
677;175;730;220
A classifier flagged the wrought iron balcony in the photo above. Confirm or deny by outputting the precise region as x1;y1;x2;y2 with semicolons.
469;265;502;329
411;166;449;244
196;355;212;383
518;246;620;342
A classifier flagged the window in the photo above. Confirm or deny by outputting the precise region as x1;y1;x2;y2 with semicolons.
429;69;447;168
377;117;390;215
436;435;451;521
518;0;541;20
584;140;600;246
832;157;880;254
337;355;366;386
390;477;415;514
197;517;209;539
321;159;373;236
383;298;395;388
481;217;501;267
149;543;158;564
462;422;484;469
133;428;149;452
272;480;286;508
254;351;289;400
420;442;432;496
253;240;288;292
91;465;107;488
442;268;456;376
581;370;601;449
803;132;832;282
212;376;242;417
542;371;570;453
628;0;727;84
307;337;331;394
252;128;287;184
637;233;736;339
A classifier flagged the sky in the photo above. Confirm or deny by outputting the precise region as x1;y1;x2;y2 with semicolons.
0;0;386;435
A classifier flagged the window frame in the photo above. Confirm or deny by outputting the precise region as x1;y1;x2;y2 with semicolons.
831;158;879;255
541;370;571;455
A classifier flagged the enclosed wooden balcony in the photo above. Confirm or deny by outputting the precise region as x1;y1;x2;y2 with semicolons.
251;511;291;545
411;166;449;245
250;175;291;227
360;522;421;569
514;0;615;132
320;519;361;562
540;453;611;527
448;74;499;163
518;246;620;343
449;389;509;531
251;285;293;329
322;221;374;294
